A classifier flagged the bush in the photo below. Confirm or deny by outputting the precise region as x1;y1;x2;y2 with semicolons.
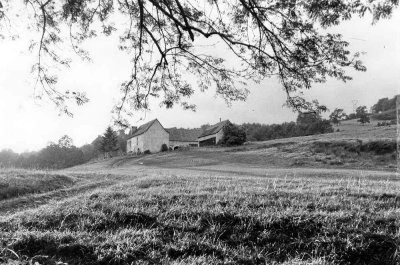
361;141;396;155
312;140;396;156
347;113;357;120
220;122;246;146
161;144;169;152
143;150;151;155
377;121;392;127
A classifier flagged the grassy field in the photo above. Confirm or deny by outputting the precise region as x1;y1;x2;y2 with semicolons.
0;120;398;264
0;169;75;200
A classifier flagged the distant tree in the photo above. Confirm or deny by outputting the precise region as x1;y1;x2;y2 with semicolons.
116;129;129;153
296;113;321;125
0;149;18;167
356;106;370;125
220;122;247;146
372;96;397;113
58;135;73;148
100;126;118;153
347;113;357;120
33;135;85;169
329;108;347;126
356;106;368;118
358;114;370;125
80;144;97;162
200;124;211;132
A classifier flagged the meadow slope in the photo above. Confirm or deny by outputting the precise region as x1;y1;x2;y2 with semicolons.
0;120;399;264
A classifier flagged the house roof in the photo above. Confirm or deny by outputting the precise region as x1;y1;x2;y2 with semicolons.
167;127;202;142
198;120;230;138
127;119;166;139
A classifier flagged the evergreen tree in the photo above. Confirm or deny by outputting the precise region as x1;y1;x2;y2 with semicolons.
100;126;118;153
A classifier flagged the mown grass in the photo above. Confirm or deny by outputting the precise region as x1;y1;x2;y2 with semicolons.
0;169;75;200
1;171;399;264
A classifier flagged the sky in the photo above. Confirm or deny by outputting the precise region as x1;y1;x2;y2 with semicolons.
0;9;399;153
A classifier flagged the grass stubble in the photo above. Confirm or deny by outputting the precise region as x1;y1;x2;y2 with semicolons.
1;169;399;265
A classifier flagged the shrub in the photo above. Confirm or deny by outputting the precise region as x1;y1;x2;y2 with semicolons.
361;141;396;155
377;121;392;127
143;150;151;155
347;113;357;120
161;144;169;152
312;140;396;156
220;122;246;146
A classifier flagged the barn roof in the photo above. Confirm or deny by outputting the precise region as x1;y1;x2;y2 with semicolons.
198;120;230;138
127;119;166;139
167;128;202;142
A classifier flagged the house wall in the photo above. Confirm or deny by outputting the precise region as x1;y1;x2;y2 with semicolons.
126;120;169;154
127;134;144;153
142;121;169;153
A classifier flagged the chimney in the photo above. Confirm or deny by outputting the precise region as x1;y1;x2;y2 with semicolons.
219;118;221;122
130;126;137;135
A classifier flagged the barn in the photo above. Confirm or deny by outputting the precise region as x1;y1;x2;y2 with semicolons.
167;127;201;149
197;120;229;147
126;119;169;154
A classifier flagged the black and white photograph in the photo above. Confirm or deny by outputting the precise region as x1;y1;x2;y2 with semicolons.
0;1;399;264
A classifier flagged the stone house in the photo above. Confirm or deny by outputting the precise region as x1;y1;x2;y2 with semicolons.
197;120;229;146
126;119;169;154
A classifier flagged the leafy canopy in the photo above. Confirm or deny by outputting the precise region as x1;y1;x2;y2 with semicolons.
220;122;247;146
0;0;398;123
356;106;370;124
329;108;347;125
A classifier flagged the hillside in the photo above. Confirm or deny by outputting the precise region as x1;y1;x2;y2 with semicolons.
71;119;397;173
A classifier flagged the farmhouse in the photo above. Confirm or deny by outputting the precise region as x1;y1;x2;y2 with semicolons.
127;119;230;153
198;120;230;147
126;119;169;154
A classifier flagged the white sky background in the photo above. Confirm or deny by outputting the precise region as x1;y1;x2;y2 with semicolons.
0;8;399;153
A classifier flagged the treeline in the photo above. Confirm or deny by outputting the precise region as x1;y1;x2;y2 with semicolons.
0;128;129;169
372;96;397;113
0;136;85;169
242;113;333;142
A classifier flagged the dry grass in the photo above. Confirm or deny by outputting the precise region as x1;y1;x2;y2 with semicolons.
1;168;399;264
0;169;75;200
0;121;397;264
